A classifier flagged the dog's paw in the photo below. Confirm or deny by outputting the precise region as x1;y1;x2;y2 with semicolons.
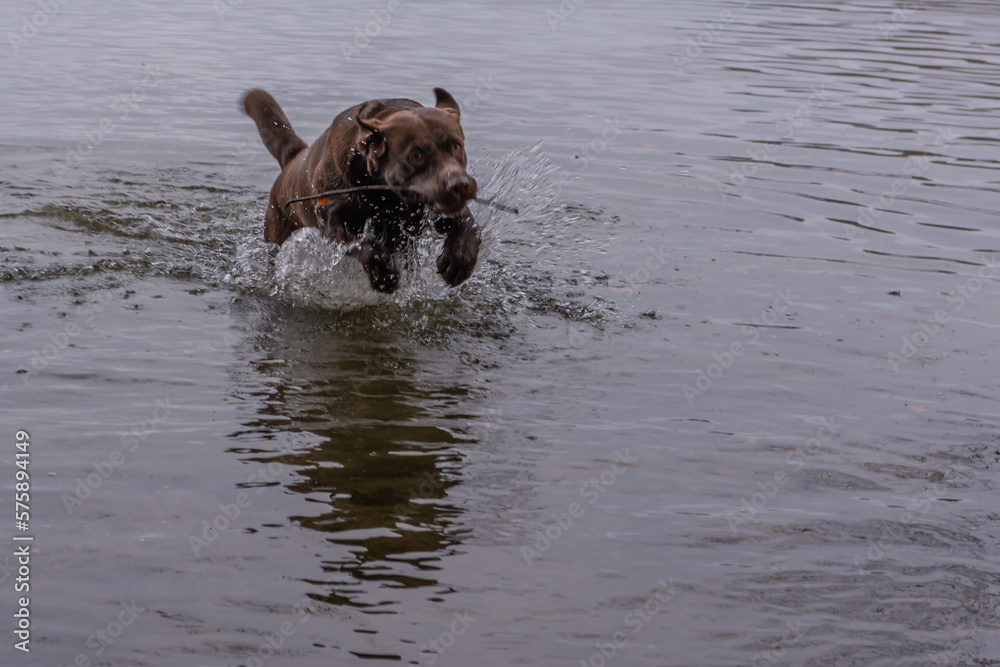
437;224;481;287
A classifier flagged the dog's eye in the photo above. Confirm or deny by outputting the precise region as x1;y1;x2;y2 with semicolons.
410;149;426;164
452;143;463;154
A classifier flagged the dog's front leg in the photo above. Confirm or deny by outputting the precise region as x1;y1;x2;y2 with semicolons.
317;199;401;293
350;241;401;293
315;199;353;245
434;209;481;287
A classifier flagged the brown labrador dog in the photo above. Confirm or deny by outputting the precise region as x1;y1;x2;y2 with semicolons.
243;88;480;292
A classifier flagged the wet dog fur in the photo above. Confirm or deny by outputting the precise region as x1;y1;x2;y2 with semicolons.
243;88;480;292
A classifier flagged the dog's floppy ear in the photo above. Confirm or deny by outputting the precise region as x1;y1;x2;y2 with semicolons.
355;102;388;167
434;88;461;118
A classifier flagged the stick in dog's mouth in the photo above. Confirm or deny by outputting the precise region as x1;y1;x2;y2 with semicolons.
282;186;519;215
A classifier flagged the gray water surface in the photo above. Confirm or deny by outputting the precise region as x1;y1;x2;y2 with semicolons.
2;1;1000;665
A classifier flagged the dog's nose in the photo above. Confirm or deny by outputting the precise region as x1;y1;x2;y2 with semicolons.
447;175;476;201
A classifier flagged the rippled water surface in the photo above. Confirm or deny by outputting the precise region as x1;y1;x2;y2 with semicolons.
2;1;1000;665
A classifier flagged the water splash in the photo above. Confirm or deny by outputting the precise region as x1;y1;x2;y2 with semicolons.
274;228;378;308
224;143;616;318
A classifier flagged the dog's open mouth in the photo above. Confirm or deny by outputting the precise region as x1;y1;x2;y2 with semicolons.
432;199;471;217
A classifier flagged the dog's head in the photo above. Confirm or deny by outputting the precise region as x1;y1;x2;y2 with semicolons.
354;88;477;217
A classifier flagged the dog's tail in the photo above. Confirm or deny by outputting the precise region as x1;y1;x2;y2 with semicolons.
242;89;308;169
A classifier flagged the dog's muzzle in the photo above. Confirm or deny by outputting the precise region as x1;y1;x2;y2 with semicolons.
433;174;478;216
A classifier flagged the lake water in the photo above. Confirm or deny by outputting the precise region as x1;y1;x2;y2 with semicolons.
2;0;1000;665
